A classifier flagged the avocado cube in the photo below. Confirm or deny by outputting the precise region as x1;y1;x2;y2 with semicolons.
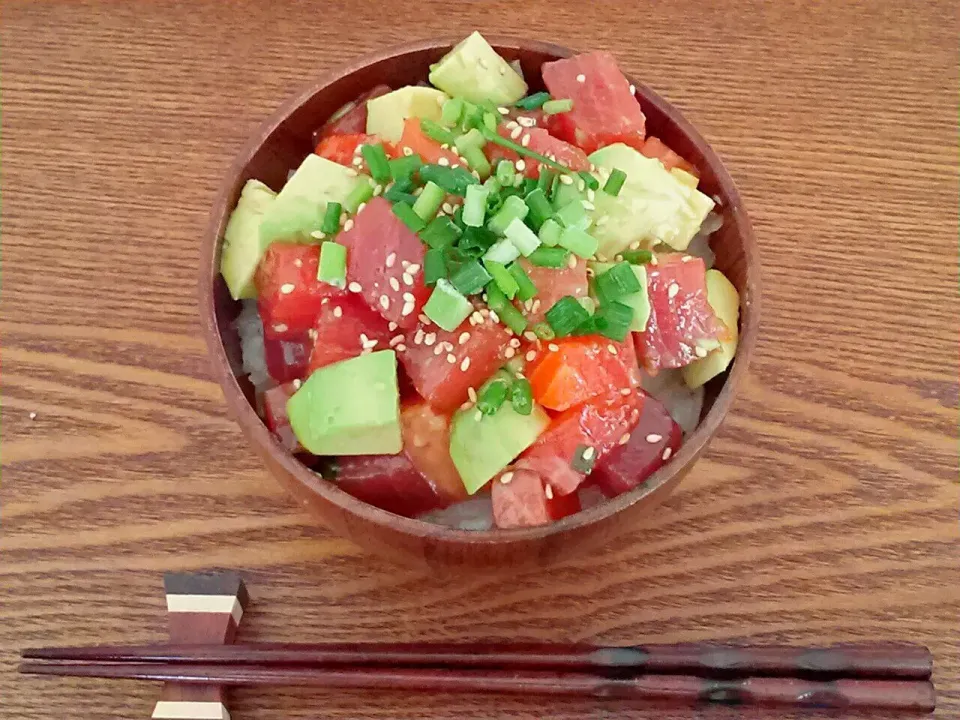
219;179;277;300
286;350;402;456
589;261;651;332
366;86;449;144
429;32;527;105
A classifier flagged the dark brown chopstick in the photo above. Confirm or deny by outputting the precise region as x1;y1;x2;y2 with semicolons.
18;660;936;712
20;641;933;680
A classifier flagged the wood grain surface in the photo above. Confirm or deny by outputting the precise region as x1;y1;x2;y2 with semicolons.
2;1;957;718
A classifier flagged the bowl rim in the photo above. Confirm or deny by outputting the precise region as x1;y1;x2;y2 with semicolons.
199;35;761;545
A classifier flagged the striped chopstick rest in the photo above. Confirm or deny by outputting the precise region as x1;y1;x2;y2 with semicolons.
153;572;248;720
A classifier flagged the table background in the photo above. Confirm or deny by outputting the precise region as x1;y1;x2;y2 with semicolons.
2;1;958;718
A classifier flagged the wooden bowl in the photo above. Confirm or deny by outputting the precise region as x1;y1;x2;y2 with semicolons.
199;37;761;571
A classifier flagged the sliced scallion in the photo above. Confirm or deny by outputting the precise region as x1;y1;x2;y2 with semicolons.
420;119;457;145
553;199;590;231
537;168;556;195
577;171;599;190
477;376;510;415
450;259;492;295
420;164;479;196
487;195;529;236
510;377;534;415
321;201;342;234
532;322;555;341
392;201;426;233
537;218;563;246
461;145;491;179
483;238;522;265
596;262;642;300
591;300;634;341
388;155;422;181
527;246;570;268
480;126;569;173
602;168;627;196
507;262;538;301
524;188;553;230
542;98;574;115
317;241;347;288
503;217;541;256
343;180;374;213
423;278;473;332
360;143;391;183
483;259;519;300
454;129;486;153
621;248;654;264
462;184;490;227
412;181;445;222
486;283;528;335
420;215;462;250
514;91;551;110
423;248;447;286
495;160;515;187
557;226;599;258
441;97;465;127
545;295;591;338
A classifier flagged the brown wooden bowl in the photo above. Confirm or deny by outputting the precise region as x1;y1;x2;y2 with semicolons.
199;37;761;571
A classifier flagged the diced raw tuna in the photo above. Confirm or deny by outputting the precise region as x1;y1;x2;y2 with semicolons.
519;389;643;495
315;133;380;173
339;197;430;329
400;314;512;413
256;243;345;339
397;118;460;166
314;84;392;141
517;257;588;326
492;466;584;529
640;136;698;175
264;332;311;384
333;453;451;518
261;382;300;452
541;52;646;153
307;294;393;373
487;122;590;178
590;390;682;497
635;254;727;373
401;402;468;505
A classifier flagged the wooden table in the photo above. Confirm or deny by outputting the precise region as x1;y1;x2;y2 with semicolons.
2;1;958;717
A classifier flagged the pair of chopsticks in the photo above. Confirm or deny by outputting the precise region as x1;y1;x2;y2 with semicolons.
20;641;936;712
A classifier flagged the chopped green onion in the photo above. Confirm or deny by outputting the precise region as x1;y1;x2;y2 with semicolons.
483;259;519;300
545;295;591;338
487;195;529;236
423;279;473;331
477;376;510;415
423;248;447;286
521;177;538;195
577;171;599;190
553;199;590;231
411;181;445;222
388;155;422;181
420;164;479;196
458;101;483;131
524;188;553;230
558;226;599;258
620;248;654;264
483;176;502;196
384;176;417;204
480;126;569;173
461;145;491;179
603;168;627;196
596;262;642;300
343;180;374;213
510;377;534;415
392;201;426;233
537;168;556;195
527;246;570;268
420;215;462;250
548;171;562;202
486;283;528;335
507;262;538;301
514;91;551;110
590;300;634;341
321;201;342;234
462;185;490;227
532;322;555;341
538;218;563;246
441;97;465;126
459;225;498;256
483;238;522;265
454;129;486;153
360;143;391;183
495;160;515;187
317;241;347;288
483;111;499;132
542;98;574;115
420;119;456;145
449;259;492;295
503;217;541;256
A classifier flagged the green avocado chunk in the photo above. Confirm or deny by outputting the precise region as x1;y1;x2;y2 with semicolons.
286;350;402;456
449;399;549;495
219;179;277;299
589;261;651;332
429;32;527;105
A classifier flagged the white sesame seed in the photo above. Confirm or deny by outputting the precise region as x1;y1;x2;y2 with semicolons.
442;203;454;214
352;156;363;166
446;353;457;364
278;283;295;295
344;219;355;231
650;255;659;265
388;321;398;331
424;332;436;346
525;350;537;362
433;344;444;355
357;202;367;214
293;378;302;390
559;174;574;185
29;411;37;420
517;116;536;127
389;335;404;347
396;343;407;352
506;120;520;129
532;299;541;313
582;446;595;461
308;329;318;340
504;346;516;359
523;299;533;312
373;184;384;195
682;255;695;262
582;201;595;211
460;357;471;371
407;264;420;274
458;332;471;344
500;471;514;485
621;387;632;396
388;277;400;292
515;372;525;380
402;293;415;304
515;160;526;172
629;84;636;95
474;409;484;421
498;106;510;115
386;253;396;268
544;484;554;499
437;157;450;167
402;146;413;157
548;343;559;352
468;387;478;402
619;432;631;445
521;134;531;147
510;125;523;140
363;338;378;350
695;346;709;358
662;447;673;461
379;295;390;310
333;306;343;318
607;344;618;355
310;230;326;239
587;189;596;202
668;283;680;299
401;273;413;286
489;310;500;323
567;254;578;269
440;143;450;150
576;73;586;83
348;282;362;293
293;258;303;268
414;328;425;345
273;323;288;333
510;337;523;348
523;331;537;342
646;433;663;443
628;241;641;250
577;178;586;192
402;301;415;316
401;259;410;269
471;311;484;324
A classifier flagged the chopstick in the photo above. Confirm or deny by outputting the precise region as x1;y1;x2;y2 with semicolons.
18;660;936;712
21;641;933;680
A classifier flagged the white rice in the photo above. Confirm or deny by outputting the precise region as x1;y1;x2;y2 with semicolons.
641;368;704;436
419;495;495;531
509;59;524;80
234;299;272;391
686;211;723;269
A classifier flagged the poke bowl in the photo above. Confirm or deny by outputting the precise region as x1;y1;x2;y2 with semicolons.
200;34;760;570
